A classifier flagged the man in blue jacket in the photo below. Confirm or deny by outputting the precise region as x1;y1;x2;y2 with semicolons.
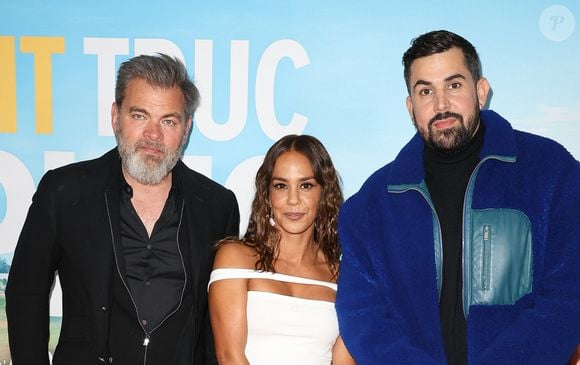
336;30;580;364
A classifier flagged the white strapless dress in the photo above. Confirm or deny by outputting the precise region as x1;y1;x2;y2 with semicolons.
209;268;338;365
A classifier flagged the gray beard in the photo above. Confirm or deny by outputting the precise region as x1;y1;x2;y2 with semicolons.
116;135;183;185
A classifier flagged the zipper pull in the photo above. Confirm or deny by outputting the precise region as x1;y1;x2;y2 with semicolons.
143;335;150;347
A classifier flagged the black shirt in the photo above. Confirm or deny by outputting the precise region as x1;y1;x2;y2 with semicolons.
119;179;186;331
424;124;485;365
109;173;198;364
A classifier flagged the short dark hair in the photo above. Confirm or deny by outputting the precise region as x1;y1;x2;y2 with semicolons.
115;53;200;119
402;30;482;92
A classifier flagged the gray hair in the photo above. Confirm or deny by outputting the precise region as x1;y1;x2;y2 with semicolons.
115;53;200;119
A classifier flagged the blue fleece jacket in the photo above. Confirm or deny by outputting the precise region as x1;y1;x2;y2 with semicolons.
336;110;580;364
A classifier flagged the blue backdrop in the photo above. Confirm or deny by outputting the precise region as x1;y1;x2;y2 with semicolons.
1;0;578;361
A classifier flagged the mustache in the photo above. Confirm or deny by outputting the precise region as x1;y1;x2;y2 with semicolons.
135;139;166;153
429;112;463;126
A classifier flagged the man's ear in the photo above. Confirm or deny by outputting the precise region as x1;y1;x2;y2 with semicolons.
185;116;193;135
476;77;491;109
182;116;193;145
111;102;119;132
405;95;414;121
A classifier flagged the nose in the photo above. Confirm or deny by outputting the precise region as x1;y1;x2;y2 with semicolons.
287;187;301;206
143;120;162;141
434;92;450;112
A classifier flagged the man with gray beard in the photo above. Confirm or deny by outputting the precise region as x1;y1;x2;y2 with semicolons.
6;54;240;365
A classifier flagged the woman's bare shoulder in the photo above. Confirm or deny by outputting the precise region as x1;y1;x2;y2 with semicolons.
213;241;258;269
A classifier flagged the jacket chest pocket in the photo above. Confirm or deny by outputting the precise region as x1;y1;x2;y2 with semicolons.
469;209;533;307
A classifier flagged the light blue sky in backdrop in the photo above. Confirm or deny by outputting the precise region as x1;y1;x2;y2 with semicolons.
1;0;578;233
0;0;578;323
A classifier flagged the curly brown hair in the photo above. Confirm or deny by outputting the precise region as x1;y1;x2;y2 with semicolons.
221;134;343;277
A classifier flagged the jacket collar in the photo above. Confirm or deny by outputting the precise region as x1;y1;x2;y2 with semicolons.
387;110;518;186
172;160;208;206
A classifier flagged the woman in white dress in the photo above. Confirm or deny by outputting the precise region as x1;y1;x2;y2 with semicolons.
209;135;355;365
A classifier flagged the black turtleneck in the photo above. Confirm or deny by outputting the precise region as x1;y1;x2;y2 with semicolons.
423;123;485;365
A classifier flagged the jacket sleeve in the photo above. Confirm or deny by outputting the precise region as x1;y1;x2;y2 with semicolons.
469;160;580;364
335;198;441;365
224;190;240;238
5;171;61;365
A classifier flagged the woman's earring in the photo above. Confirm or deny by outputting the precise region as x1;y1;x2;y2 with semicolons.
268;212;276;227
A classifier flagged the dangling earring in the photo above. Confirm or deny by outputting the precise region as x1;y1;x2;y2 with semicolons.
267;211;276;227
267;201;275;227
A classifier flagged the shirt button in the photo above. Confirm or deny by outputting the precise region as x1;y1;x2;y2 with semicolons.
145;281;150;286
146;244;152;250
142;319;147;326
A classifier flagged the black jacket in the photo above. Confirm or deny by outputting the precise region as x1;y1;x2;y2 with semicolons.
6;148;240;364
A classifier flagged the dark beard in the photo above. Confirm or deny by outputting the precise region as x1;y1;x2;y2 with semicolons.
413;104;481;154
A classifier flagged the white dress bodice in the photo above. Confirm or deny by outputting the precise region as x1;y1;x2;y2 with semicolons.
209;268;338;365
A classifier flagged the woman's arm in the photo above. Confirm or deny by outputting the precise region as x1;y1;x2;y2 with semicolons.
332;336;356;365
209;243;253;365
